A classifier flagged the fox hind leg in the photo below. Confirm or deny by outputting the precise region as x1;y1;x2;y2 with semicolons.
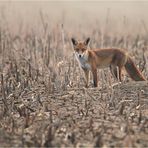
110;65;122;82
118;67;122;82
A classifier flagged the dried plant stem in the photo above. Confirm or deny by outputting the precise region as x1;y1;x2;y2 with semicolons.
1;74;9;116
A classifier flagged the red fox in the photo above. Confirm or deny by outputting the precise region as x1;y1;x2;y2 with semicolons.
71;37;146;87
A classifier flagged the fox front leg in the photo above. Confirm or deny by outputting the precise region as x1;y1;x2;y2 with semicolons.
83;69;90;88
91;68;98;87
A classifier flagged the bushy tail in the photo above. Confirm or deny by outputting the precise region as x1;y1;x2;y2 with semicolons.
125;56;146;81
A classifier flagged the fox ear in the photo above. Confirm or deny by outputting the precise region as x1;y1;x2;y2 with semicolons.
84;37;90;46
71;38;78;46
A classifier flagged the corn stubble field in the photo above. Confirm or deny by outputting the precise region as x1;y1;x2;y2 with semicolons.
0;2;148;147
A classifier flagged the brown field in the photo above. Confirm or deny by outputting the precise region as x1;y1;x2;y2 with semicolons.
0;1;148;147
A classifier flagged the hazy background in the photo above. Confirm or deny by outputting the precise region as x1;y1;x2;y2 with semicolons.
0;1;148;38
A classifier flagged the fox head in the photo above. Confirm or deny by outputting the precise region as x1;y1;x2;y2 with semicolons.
71;38;90;59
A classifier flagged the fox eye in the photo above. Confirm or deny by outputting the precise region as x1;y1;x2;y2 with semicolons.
82;48;86;52
75;48;79;52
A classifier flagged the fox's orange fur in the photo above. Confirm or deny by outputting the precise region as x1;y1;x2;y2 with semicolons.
71;37;146;87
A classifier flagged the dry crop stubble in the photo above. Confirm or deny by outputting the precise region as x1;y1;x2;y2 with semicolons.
0;2;148;147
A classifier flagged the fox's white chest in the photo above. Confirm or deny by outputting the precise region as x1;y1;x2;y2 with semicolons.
75;53;91;70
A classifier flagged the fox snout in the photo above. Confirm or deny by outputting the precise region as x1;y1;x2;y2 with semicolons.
75;52;84;59
78;53;83;58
